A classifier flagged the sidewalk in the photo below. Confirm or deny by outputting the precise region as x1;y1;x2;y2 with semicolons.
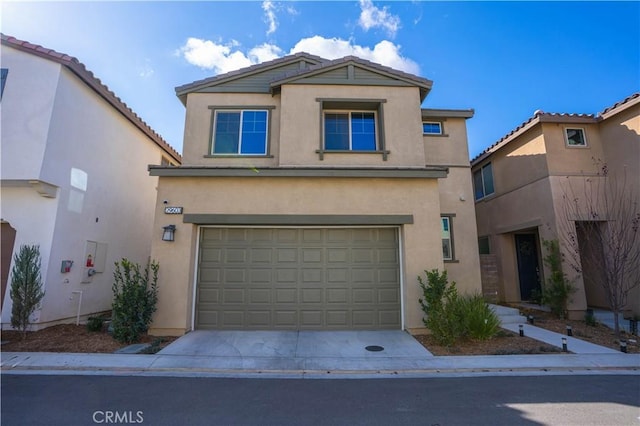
2;324;638;379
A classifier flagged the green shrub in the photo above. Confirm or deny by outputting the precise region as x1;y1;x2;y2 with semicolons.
10;244;45;339
111;258;159;344
86;316;106;332
419;270;500;345
541;239;576;319
418;269;464;346
459;294;500;341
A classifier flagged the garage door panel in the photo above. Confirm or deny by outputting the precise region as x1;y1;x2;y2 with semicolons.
196;227;400;330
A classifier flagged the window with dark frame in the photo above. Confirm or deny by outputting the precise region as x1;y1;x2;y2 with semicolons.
0;68;8;100
442;216;454;261
473;163;495;200
211;109;268;155
478;236;491;255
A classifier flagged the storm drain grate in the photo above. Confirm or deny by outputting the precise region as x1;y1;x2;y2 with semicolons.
365;345;384;352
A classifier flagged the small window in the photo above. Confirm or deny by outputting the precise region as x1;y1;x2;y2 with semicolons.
0;68;8;100
478;236;491;255
474;163;495;200
422;121;442;135
324;111;377;151
442;216;453;261
211;110;268;155
565;128;587;147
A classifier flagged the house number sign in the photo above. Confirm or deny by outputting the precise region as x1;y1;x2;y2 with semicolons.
164;207;183;214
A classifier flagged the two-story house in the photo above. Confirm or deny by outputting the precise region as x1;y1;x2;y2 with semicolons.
1;34;181;329
148;53;481;335
472;93;639;319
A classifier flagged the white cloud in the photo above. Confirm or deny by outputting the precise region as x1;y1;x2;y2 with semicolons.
262;1;277;36
178;36;418;76
358;0;401;38
290;36;419;75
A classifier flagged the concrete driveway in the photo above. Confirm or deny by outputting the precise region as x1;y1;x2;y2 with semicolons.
158;330;432;359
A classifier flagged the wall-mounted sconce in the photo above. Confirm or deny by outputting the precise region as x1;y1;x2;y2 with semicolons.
162;225;176;242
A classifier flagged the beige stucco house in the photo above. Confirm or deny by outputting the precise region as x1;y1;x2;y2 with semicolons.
149;53;481;336
0;34;181;329
472;93;639;319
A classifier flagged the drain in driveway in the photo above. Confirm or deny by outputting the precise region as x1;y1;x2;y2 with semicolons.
365;345;384;352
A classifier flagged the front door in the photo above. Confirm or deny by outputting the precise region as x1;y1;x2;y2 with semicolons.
515;234;541;301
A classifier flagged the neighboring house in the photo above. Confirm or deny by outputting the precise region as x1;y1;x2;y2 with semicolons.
0;34;181;330
472;93;640;319
148;53;481;335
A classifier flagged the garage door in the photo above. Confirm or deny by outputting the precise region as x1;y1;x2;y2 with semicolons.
195;227;400;330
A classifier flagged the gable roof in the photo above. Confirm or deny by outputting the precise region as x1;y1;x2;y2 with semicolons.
269;55;433;101
174;52;326;104
1;33;181;163
175;52;433;103
471;92;639;165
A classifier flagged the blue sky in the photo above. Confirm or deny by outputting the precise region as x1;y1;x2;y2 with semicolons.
2;1;638;159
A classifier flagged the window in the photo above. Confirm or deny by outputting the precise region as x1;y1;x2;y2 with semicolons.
324;111;377;151
478;236;491;255
473;163;495;200
442;216;454;261
422;121;442;135
211;109;268;155
0;68;7;100
565;128;587;147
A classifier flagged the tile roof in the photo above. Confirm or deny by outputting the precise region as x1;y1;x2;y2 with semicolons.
471;92;639;165
1;33;181;163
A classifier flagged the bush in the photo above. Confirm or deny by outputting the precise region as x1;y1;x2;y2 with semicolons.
541;239;576;319
111;258;159;344
419;269;499;345
418;269;464;346
459;294;500;341
86;316;106;332
10;244;45;339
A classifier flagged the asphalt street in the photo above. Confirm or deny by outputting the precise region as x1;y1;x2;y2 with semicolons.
2;374;638;426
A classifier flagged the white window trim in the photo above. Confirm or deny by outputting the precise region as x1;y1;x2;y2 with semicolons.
422;121;443;135
211;109;269;156
323;110;378;151
564;127;588;148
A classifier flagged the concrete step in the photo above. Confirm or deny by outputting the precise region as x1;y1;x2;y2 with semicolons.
489;304;527;325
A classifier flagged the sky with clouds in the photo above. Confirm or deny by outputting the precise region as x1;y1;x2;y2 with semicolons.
2;1;638;158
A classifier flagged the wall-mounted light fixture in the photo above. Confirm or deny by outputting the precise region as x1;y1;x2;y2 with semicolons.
162;225;176;242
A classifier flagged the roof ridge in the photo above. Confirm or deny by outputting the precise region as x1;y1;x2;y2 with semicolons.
1;33;181;162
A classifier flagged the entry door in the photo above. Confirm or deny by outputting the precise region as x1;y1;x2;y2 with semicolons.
515;234;541;301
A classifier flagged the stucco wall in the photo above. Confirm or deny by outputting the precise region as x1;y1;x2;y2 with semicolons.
278;85;425;167
1;52;171;328
149;176;445;335
0;46;59;180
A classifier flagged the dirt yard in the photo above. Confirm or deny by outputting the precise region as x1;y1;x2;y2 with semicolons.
1;307;637;355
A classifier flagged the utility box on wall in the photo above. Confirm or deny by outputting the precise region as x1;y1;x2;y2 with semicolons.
81;240;107;283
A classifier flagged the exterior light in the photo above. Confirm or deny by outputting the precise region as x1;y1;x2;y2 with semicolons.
620;340;628;353
519;324;524;337
527;315;535;325
562;337;568;352
566;325;573;336
162;225;176;242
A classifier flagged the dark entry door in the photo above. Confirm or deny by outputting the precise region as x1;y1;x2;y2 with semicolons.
515;234;541;301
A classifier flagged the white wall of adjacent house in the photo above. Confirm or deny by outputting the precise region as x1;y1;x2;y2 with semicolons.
1;45;166;329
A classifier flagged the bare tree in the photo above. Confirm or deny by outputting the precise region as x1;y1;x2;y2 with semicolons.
559;159;640;335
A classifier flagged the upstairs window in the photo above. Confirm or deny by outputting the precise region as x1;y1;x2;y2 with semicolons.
211;109;268;155
422;121;442;135
565;128;587;147
0;68;7;100
474;162;495;200
324;111;377;151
